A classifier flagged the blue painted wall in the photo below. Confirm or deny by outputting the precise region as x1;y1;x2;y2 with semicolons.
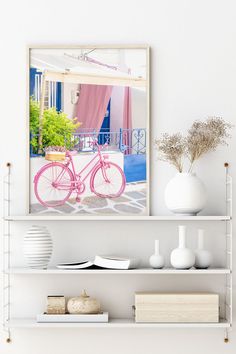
124;154;146;182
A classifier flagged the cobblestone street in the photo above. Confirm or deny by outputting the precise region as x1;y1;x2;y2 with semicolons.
30;182;147;215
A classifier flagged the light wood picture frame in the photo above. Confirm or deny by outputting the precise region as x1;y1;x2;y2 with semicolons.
27;45;150;216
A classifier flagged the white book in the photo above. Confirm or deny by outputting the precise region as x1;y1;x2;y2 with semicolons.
37;312;109;323
94;255;140;270
57;261;94;269
57;256;139;270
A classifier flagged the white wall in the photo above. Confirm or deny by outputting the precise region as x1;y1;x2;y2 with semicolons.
62;83;79;119
1;1;236;353
94;86;147;131
110;86;124;131
131;88;147;129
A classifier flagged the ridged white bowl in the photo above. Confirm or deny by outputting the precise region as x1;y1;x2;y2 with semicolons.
23;225;53;269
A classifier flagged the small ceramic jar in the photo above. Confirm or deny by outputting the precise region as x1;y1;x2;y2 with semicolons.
67;290;101;314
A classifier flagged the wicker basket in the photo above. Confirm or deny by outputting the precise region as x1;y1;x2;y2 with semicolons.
45;152;66;161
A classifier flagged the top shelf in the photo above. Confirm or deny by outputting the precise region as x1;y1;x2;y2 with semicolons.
3;215;231;221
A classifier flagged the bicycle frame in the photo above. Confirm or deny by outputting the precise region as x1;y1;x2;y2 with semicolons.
34;141;126;207
53;142;110;192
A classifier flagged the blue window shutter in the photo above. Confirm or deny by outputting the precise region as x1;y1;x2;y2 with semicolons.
30;68;37;97
56;82;62;111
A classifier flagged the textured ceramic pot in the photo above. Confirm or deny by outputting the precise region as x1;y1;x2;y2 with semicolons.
165;173;207;216
170;225;195;269
149;240;165;269
23;225;53;269
195;229;212;269
67;290;101;314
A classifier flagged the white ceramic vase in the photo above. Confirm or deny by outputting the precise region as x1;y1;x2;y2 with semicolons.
170;225;195;269
165;173;207;216
23;225;53;269
195;229;212;269
149;240;165;269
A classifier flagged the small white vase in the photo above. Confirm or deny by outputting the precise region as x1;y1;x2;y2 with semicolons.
165;173;207;216
23;225;53;269
195;229;212;269
149;240;165;269
170;225;195;269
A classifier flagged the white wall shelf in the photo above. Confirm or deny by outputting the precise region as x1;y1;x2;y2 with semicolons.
6;268;231;275
2;163;233;343
3;215;231;221
5;318;231;329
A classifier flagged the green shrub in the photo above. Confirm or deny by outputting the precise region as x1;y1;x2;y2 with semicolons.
30;98;81;153
30;98;40;152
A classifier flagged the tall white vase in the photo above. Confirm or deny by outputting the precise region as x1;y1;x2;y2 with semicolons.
165;173;207;216
195;229;212;269
23;225;53;269
170;225;195;269
149;240;165;269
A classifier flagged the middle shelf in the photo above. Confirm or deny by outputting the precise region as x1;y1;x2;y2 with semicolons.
6;268;231;275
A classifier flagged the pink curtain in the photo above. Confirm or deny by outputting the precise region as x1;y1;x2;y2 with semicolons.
123;87;132;153
76;84;113;131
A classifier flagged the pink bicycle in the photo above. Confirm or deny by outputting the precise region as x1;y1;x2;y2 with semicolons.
34;141;126;207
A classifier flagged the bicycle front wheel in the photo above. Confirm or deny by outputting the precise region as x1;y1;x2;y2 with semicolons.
90;162;126;198
34;162;74;207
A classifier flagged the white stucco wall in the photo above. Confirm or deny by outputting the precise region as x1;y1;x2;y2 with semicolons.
62;83;79;119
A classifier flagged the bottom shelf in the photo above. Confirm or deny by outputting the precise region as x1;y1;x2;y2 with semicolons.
5;318;231;328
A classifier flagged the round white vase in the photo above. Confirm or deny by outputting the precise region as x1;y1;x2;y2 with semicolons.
170;225;195;269
195;229;212;269
23;225;53;269
149;240;165;269
165;173;207;216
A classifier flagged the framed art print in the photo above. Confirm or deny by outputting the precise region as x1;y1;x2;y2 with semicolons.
28;45;150;216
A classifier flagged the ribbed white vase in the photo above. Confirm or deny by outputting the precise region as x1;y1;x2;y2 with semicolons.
23;225;53;269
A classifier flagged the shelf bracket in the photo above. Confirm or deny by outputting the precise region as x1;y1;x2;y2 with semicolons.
3;163;12;343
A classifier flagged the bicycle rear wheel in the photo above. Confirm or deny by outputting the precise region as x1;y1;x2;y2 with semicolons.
90;162;126;198
34;162;74;207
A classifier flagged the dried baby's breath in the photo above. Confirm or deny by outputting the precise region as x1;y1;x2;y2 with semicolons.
155;117;232;172
155;133;186;172
186;117;232;171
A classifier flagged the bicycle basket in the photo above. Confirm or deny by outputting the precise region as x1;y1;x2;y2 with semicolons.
45;151;66;161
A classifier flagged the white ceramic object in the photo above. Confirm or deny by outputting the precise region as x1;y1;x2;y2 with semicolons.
165;173;207;216
149;240;165;269
170;225;195;269
195;229;212;269
23;225;53;269
67;290;101;314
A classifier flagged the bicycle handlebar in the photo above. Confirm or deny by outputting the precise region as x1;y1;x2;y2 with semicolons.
88;140;108;151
